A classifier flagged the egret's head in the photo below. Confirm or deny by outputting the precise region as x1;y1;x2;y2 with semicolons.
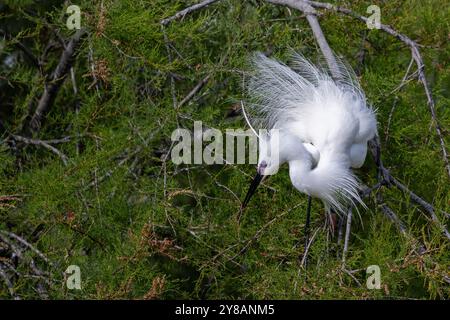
256;131;280;176
242;131;280;210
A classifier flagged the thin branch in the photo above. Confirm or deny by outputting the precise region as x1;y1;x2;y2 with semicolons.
369;136;450;243
204;170;242;206
341;268;362;287
83;147;140;190
84;129;159;190
0;265;19;299
177;75;210;109
13;135;72;145
0;230;56;298
10;134;69;166
88;42;101;97
29;29;87;133
359;181;383;199
385;57;415;143
161;26;178;109
0;230;53;267
299;227;320;267
229;202;304;262
266;0;340;78
389;176;450;241
341;207;352;265
377;194;408;236
160;0;222;26
367;135;450;241
336;214;345;246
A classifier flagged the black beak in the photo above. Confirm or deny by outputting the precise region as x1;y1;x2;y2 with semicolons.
241;173;264;209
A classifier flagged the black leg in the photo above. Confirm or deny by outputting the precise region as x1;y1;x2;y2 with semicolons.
302;195;312;266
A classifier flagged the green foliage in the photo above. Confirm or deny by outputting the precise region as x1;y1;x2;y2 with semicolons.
0;0;448;299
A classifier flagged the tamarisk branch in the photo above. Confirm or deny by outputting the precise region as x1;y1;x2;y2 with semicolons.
29;29;87;133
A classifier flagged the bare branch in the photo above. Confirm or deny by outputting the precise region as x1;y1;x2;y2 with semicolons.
359;181;383;199
377;195;408;236
0;230;53;267
229;202;304;262
389;176;450;241
10;134;69;166
178;75;210;109
341;207;352;265
299;227;320;267
0;230;57;298
385;57;416;143
29;29;87;133
204;170;242;206
160;0;222;26
369;138;450;243
267;0;340;78
0;265;19;299
161;26;178;110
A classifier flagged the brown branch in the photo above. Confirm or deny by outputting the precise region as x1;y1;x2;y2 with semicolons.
266;0;340;78
83;129;159;190
0;230;55;299
177;75;210;109
9;134;69;165
83;147;139;190
377;194;408;236
161;26;178;109
0;265;19;299
299;227;320;267
29;29;87;133
385;57;416;144
389;176;450;241
359;181;383;199
341;207;353;265
229;202;304;262
160;0;222;26
0;230;53;267
368;136;450;241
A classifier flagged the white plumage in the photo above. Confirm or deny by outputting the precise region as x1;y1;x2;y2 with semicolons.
243;52;377;214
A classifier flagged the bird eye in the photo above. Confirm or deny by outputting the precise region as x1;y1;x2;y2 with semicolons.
257;160;268;175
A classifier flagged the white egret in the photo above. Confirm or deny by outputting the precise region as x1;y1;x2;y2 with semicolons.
241;52;377;258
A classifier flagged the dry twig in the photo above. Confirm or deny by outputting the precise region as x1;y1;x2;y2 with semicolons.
29;29;87;132
177;75;210;109
160;0;222;26
341;207;352;265
9;134;69;165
